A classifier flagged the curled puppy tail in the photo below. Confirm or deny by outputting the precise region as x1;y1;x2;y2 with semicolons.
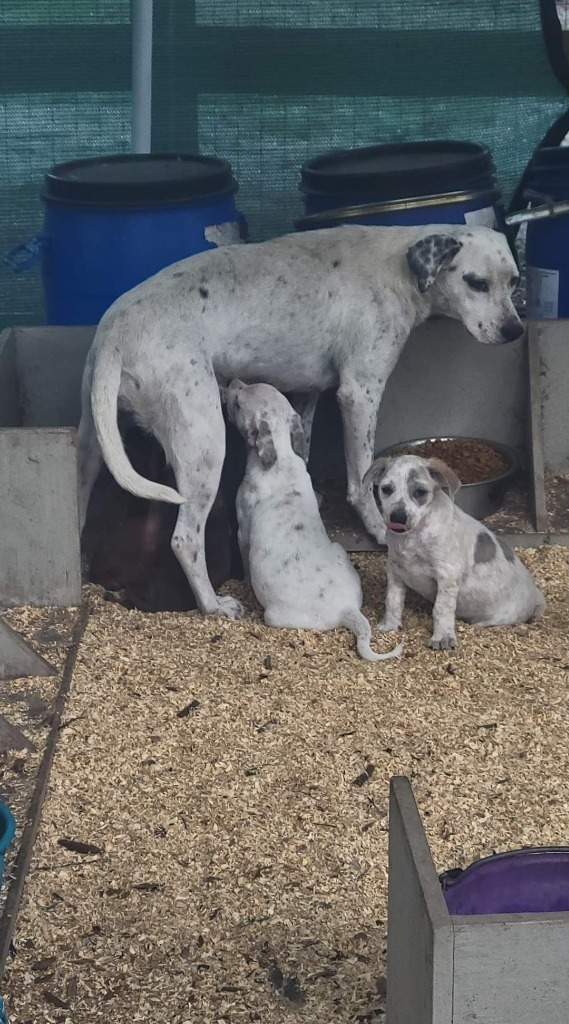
342;610;403;662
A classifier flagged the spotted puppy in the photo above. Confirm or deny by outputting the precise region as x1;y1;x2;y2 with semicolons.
364;454;545;650
226;380;402;662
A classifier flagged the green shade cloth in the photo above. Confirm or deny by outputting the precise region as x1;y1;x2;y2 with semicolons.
1;0;567;327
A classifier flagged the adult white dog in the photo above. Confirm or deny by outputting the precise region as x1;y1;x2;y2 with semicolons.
226;379;402;661
77;223;522;618
364;454;545;650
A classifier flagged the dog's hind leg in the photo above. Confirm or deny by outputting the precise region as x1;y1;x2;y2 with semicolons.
155;373;245;619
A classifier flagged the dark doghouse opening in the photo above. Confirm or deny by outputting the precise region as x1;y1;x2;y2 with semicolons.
82;412;247;612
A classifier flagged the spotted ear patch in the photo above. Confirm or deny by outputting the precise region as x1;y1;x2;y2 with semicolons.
406;234;463;293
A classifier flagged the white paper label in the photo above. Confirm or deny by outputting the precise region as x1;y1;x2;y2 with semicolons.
526;265;559;319
464;205;497;229
204;221;242;247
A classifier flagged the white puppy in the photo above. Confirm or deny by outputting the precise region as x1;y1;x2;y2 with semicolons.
226;380;402;663
364;454;545;650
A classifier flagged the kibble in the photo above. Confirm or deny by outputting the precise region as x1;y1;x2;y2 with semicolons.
400;439;507;485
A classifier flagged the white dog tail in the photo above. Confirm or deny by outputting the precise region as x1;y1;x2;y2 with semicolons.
90;341;185;506
343;610;403;662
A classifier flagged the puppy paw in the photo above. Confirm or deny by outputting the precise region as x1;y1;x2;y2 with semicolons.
216;595;246;619
429;635;458;651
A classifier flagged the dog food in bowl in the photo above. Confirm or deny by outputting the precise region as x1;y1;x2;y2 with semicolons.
399;438;507;484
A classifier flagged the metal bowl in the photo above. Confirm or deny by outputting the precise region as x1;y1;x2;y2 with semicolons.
374;436;521;520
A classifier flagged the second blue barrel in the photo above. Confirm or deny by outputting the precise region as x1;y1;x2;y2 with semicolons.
296;140;502;232
41;153;246;326
525;146;569;319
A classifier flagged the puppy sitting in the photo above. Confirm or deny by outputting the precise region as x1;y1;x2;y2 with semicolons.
364;454;545;650
226;380;402;663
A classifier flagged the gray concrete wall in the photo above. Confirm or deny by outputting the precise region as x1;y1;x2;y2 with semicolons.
0;428;81;608
387;778;454;1024
310;319;527;478
533;320;569;474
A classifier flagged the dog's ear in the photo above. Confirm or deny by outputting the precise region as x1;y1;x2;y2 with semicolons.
426;457;462;500
255;419;277;469
363;457;391;494
290;413;308;462
406;234;463;293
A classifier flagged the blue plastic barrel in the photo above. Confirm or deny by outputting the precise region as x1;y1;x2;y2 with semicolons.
296;140;502;232
525;147;569;319
41;154;246;326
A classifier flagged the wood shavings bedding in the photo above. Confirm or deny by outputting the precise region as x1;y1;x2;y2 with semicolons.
0;608;80;922
4;546;569;1024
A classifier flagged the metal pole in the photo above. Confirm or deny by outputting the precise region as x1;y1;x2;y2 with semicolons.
131;0;153;154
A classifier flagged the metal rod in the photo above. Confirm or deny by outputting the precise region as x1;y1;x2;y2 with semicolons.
131;0;153;154
506;199;569;227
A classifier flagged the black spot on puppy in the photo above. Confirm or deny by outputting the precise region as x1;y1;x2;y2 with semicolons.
293;523;305;531
199;285;209;299
498;538;515;563
474;531;496;564
332;259;341;268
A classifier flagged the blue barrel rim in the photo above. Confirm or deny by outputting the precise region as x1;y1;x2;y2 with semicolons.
295;188;502;230
43;153;239;209
0;802;15;857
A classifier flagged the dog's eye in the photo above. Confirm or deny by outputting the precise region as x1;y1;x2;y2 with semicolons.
463;273;489;294
380;484;394;497
510;276;520;290
414;487;428;500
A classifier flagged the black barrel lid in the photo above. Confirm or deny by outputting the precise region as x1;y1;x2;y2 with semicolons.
300;140;495;197
528;146;569;172
43;153;237;206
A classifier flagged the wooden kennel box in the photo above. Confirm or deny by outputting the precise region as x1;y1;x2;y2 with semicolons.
387;776;569;1024
0;319;561;609
0;326;94;607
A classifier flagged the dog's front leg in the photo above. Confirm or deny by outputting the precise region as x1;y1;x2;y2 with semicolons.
429;576;459;650
378;563;406;631
337;376;386;544
235;491;251;584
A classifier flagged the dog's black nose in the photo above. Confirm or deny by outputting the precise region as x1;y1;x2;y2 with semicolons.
390;507;407;525
500;320;524;343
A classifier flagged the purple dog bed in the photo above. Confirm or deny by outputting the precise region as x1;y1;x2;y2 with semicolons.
440;847;569;915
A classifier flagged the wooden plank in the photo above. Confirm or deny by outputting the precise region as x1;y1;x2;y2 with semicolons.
386;777;454;1024
0;330;19;429
526;322;548;533
0;605;88;976
0;429;82;608
0;619;56;681
453;916;569;1024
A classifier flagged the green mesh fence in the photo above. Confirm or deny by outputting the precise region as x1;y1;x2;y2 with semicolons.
1;0;568;327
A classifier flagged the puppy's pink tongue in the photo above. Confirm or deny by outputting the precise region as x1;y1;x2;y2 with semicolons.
387;522;407;533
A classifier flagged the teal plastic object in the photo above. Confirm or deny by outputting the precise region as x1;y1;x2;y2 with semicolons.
0;802;15;885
